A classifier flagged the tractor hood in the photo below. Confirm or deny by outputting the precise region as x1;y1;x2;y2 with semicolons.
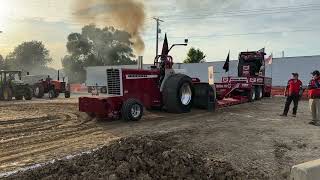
12;79;26;85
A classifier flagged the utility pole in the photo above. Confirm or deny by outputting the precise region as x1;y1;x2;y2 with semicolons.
153;17;163;57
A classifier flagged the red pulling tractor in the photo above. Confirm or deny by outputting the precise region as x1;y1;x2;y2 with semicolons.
79;35;272;121
79;36;216;121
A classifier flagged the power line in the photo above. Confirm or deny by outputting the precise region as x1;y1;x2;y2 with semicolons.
162;5;320;21
162;7;320;21
144;28;319;40
159;3;320;19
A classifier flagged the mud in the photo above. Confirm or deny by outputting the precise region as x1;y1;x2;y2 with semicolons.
1;97;320;179
4;133;249;180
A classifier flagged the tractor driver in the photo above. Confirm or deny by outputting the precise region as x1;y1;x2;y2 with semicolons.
308;70;320;126
46;75;52;83
280;73;303;117
46;75;52;87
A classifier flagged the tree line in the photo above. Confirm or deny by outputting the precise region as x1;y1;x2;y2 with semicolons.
0;24;206;83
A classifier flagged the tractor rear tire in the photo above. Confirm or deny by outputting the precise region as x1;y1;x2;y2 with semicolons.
247;87;256;102
34;84;45;98
24;88;33;100
121;99;143;121
255;86;263;100
162;74;193;113
65;91;71;98
193;83;216;111
48;90;55;99
3;87;13;101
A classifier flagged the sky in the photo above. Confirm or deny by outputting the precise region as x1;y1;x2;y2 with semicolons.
0;0;319;69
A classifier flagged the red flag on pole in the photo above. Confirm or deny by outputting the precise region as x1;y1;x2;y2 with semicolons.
265;54;273;65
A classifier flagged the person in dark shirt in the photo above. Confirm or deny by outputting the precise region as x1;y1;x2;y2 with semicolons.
280;73;303;117
46;75;52;82
308;70;320;126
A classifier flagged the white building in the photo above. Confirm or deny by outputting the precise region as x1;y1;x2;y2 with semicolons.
85;55;320;87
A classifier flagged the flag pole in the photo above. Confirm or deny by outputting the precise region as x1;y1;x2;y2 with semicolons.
271;53;273;80
228;50;230;77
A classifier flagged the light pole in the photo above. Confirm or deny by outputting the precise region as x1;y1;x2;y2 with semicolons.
153;18;163;57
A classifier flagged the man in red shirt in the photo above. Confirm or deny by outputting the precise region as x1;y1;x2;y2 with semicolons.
308;70;320;126
280;73;303;117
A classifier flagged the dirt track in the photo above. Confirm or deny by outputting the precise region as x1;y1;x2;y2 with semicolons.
1;97;320;179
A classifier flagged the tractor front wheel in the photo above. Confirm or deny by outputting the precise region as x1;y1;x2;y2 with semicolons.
255;86;263;100
3;87;13;101
24;87;33;100
247;87;256;102
33;84;45;98
162;74;193;113
65;91;70;98
121;99;143;121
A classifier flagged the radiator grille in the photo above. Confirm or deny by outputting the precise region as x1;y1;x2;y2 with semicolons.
106;69;121;95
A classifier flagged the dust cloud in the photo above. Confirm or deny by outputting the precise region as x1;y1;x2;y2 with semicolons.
72;0;146;53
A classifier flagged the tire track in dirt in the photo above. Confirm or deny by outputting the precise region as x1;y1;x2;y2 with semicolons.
0;128;104;163
0;102;109;173
0;116;69;137
0;113;97;151
0;100;213;174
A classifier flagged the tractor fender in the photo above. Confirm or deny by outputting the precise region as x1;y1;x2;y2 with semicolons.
160;69;176;92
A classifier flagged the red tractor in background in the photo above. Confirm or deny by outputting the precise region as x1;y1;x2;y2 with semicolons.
79;35;216;121
30;71;71;99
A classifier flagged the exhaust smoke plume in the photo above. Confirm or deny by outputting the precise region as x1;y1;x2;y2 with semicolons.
73;0;145;53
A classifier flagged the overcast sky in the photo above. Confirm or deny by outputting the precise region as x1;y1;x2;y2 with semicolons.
0;0;319;69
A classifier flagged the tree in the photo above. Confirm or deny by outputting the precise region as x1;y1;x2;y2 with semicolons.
184;47;206;63
63;24;137;83
0;54;5;69
5;41;52;72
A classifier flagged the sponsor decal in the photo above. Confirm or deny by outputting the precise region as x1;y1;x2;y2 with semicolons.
222;77;229;83
125;74;158;79
241;83;249;87
249;78;257;83
257;78;263;83
243;65;250;70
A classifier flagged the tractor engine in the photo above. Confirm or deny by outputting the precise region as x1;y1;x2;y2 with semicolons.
79;68;163;119
106;68;162;108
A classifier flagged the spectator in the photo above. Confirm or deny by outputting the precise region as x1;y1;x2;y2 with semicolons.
308;70;320;126
280;73;303;117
